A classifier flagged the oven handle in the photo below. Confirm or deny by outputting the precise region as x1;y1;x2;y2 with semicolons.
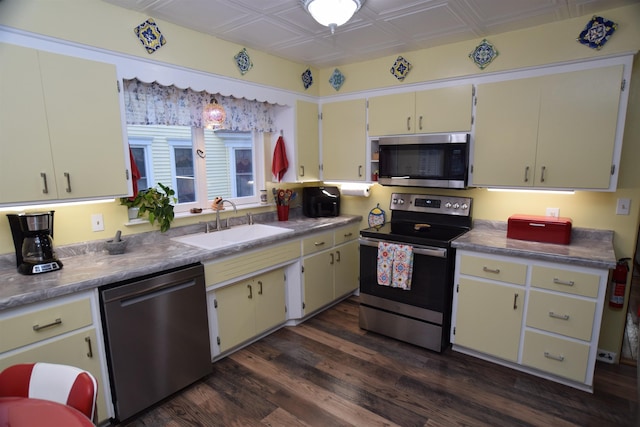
359;237;447;258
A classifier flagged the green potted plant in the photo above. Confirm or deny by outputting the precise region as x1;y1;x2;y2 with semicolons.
120;183;177;232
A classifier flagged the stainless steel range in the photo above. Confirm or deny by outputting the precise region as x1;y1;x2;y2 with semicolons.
359;193;472;352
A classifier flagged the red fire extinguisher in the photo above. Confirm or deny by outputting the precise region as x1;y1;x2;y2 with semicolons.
609;258;630;308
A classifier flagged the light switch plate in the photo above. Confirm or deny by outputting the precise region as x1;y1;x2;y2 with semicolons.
91;213;105;231
616;198;631;215
546;207;559;218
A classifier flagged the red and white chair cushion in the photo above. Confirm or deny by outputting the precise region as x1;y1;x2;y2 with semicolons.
0;362;97;422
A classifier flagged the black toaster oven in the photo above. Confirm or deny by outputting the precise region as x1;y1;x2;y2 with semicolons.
303;186;340;218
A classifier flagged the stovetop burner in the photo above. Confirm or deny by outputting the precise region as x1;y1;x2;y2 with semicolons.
361;193;473;246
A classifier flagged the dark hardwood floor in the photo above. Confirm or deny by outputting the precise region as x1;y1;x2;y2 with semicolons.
116;296;638;427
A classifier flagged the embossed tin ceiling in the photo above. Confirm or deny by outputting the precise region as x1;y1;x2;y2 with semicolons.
102;0;638;68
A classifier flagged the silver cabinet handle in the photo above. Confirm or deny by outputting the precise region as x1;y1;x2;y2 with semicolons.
407;117;411;131
258;280;263;295
314;241;326;247
358;165;363;177
343;232;353;238
85;336;93;358
64;172;72;193
419;115;423;130
33;318;62;331
553;278;575;286
336;250;341;263
544;351;564;362
549;311;570;320
524;166;529;183
513;293;519;310
300;165;305;177
40;173;49;194
330;253;334;265
247;284;253;299
540;166;546;183
483;266;501;274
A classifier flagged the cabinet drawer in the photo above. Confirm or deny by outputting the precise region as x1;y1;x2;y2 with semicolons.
302;231;334;255
0;298;93;353
334;224;360;245
522;330;590;383
205;240;299;286
526;290;596;341
530;265;600;298
459;254;527;285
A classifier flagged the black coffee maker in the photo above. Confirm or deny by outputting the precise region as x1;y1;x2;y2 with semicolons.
7;211;63;275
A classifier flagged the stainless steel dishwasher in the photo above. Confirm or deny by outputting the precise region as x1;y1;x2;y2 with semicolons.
100;263;211;422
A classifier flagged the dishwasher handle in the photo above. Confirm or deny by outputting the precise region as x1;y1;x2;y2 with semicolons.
101;264;204;304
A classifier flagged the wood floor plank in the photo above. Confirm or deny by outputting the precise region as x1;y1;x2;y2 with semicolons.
115;296;638;427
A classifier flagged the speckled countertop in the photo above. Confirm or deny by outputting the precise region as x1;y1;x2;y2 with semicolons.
452;220;616;270
0;210;361;311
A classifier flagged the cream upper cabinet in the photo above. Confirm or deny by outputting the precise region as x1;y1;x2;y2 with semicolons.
368;85;473;136
321;99;367;181
0;43;128;205
295;100;320;182
471;65;624;190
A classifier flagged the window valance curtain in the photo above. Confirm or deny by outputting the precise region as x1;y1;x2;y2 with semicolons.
123;79;278;132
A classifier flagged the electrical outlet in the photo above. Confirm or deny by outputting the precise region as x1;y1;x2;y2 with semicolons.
91;213;105;232
546;207;559;218
616;198;631;215
596;349;616;364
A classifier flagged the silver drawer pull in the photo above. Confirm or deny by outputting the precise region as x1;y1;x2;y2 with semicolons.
513;293;519;310
549;311;570;320
544;351;564;362
314;241;326;247
33;317;62;331
483;266;500;274
553;278;575;286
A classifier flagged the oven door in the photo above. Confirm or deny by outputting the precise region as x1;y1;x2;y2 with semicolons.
358;236;452;314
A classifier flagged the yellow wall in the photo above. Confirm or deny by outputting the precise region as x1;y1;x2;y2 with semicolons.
1;0;639;358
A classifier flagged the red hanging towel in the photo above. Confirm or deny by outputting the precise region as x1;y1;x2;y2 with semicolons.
129;146;141;198
272;135;289;182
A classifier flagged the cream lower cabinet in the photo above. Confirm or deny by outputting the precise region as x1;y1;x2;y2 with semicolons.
321;99;367;181
452;250;608;391
0;43;128;205
215;268;286;353
0;293;112;422
472;65;624;191
302;224;360;316
205;241;300;357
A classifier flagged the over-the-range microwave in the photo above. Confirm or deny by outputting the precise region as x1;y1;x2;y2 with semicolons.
377;133;469;189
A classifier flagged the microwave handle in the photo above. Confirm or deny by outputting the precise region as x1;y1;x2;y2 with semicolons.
391;176;410;180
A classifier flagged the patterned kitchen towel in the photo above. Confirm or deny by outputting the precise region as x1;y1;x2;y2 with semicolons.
377;241;393;286
392;244;413;290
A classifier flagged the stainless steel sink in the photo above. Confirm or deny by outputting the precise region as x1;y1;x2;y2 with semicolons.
171;224;294;250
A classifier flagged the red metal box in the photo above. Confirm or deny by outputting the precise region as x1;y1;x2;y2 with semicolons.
507;214;572;245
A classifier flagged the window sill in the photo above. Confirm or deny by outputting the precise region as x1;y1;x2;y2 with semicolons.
123;203;272;227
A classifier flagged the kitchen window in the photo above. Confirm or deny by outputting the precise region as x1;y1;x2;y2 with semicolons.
127;125;262;212
123;79;278;212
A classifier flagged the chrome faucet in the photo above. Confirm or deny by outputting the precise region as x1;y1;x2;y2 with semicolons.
215;199;237;231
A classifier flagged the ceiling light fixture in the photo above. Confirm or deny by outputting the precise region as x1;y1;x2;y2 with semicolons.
203;97;226;130
302;0;364;34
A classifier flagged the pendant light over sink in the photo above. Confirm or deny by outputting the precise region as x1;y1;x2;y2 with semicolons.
302;0;364;34
203;97;226;130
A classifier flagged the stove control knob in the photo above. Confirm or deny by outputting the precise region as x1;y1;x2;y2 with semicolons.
397;198;405;205
445;202;452;208
453;203;460;209
461;203;469;210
